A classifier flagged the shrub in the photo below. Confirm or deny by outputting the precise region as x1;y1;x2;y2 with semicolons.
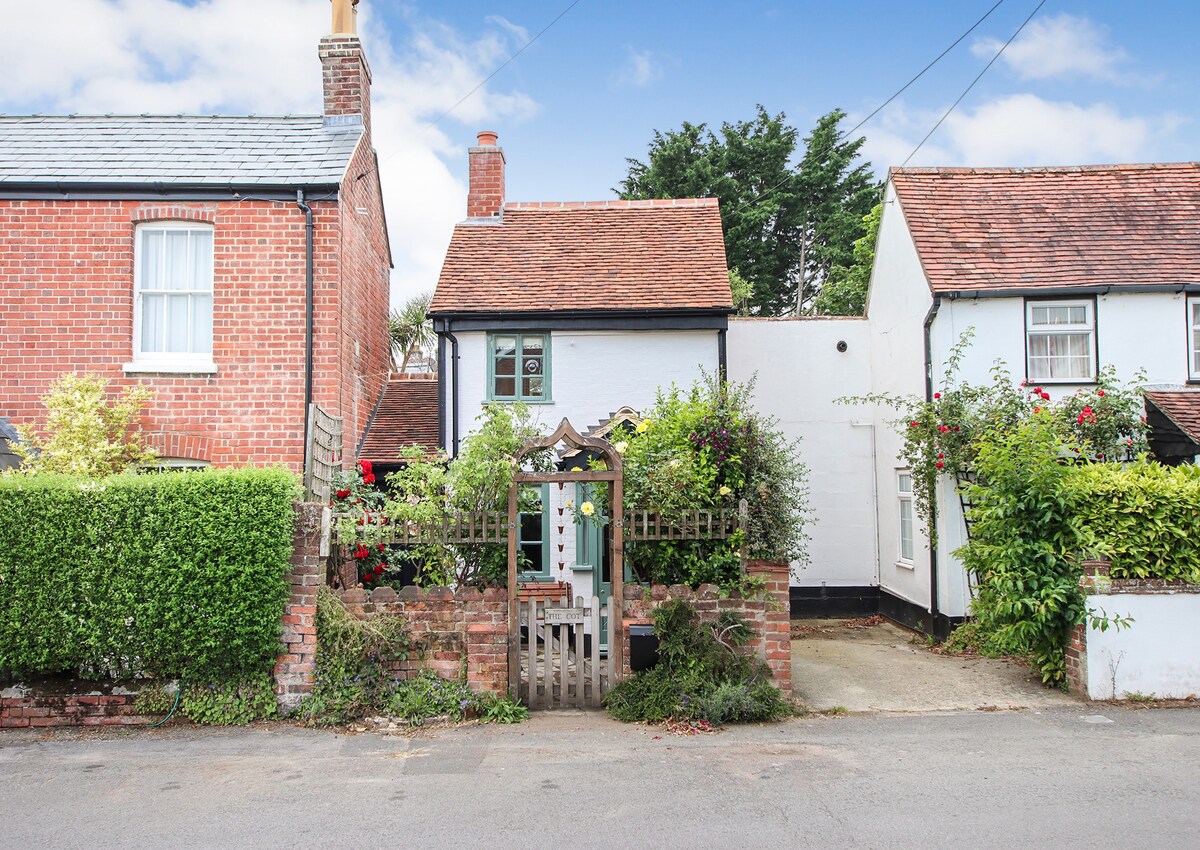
0;467;298;682
621;375;810;589
9;372;157;476
180;673;277;726
603;600;791;724
1068;462;1200;583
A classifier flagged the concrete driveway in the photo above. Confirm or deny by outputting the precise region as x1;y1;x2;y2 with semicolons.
792;617;1078;713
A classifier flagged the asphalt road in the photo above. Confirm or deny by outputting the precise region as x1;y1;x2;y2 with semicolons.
2;707;1198;850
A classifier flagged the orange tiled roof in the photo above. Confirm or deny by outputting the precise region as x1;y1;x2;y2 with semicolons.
890;163;1200;294
1145;389;1200;445
358;375;441;463
430;199;733;313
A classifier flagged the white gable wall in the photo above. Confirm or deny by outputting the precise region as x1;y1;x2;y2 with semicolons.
727;318;876;588
867;185;936;616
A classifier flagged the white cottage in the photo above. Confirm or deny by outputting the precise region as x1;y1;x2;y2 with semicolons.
427;131;733;624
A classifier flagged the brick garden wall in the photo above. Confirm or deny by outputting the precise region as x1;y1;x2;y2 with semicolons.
620;559;793;698
337;586;509;697
0;685;155;729
1068;559;1200;700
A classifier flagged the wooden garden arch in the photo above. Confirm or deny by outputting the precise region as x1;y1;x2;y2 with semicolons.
507;418;624;698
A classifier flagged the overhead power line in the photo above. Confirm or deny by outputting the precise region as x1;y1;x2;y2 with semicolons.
744;0;1009;210
901;0;1047;167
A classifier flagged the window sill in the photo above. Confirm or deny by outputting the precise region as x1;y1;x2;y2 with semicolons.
123;360;217;376
1023;379;1098;387
895;560;916;571
483;398;555;405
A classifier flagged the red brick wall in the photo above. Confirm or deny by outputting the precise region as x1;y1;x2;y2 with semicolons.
1;689;155;729
332;134;391;466
320;36;372;134
336;586;510;698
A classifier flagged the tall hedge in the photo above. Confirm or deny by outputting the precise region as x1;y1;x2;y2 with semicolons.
0;467;298;681
1069;462;1200;583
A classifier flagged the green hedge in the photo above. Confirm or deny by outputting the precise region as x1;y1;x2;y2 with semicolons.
1069;462;1200;583
0;467;298;681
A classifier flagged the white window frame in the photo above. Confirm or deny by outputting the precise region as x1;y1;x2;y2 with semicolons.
126;221;216;374
897;470;915;568
140;458;211;473
1188;297;1200;381
1025;299;1095;384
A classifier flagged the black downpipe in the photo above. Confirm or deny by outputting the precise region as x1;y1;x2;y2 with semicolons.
922;296;942;636
717;328;727;381
436;332;447;453
297;190;315;471
445;329;460;457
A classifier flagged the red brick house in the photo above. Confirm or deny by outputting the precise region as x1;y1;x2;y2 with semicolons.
0;0;390;475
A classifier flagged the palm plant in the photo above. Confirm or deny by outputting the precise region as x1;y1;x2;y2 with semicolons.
389;291;434;372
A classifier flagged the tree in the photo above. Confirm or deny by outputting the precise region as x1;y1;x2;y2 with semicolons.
388;291;434;372
12;373;156;476
814;203;882;316
617;106;877;315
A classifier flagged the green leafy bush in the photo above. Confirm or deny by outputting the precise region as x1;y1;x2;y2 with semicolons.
180;673;277;726
0;467;298;682
621;375;810;589
1069;462;1200;583
603;600;791;724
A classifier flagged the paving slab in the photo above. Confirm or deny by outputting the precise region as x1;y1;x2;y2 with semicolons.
792;618;1078;713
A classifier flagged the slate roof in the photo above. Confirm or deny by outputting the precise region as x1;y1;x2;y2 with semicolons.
0;115;362;186
1145;390;1200;445
890;163;1200;294
430;199;733;314
359;376;441;464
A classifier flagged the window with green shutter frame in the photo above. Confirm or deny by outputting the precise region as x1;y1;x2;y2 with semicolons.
487;332;551;402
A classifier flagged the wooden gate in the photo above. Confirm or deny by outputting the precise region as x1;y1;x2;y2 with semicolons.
508;419;624;708
519;594;615;708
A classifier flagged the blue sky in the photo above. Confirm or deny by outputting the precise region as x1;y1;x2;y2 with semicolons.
3;0;1197;303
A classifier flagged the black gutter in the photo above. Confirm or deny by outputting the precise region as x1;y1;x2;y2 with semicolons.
717;328;727;380
922;296;942;636
432;314;730;333
431;306;732;323
942;283;1200;300
297;190;315;473
446;329;461;457
437;333;447;454
0;182;340;202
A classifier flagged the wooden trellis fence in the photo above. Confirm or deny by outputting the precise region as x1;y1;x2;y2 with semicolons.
304;403;342;503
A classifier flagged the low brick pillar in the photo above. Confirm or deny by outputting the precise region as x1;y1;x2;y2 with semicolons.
1066;559;1110;695
274;502;324;711
747;558;793;698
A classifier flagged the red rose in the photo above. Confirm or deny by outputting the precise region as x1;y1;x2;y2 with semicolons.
377;542;386;551
1082;406;1093;416
364;473;376;485
1097;390;1106;397
935;461;944;469
336;488;351;499
933;392;941;400
358;459;373;475
1040;392;1050;401
910;422;919;428
937;453;944;459
374;564;384;575
1033;407;1040;414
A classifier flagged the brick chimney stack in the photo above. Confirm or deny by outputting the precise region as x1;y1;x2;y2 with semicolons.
320;0;372;131
467;131;505;219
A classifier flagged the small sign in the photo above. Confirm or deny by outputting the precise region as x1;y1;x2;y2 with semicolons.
544;607;585;625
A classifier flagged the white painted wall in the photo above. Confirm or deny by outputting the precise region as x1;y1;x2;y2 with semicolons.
445;329;720;449
1082;592;1200;700
866;185;935;612
727;318;876;587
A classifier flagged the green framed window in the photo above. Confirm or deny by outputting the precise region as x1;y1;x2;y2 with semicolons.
518;484;551;580
488;333;551;402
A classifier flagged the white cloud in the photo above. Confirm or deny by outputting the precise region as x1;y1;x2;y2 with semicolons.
0;0;539;306
859;94;1182;172
614;47;662;88
971;13;1128;81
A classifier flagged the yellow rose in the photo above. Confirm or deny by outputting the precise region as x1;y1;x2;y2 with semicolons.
615;441;628;454
636;421;648;434
719;485;731;496
580;501;595;517
571;466;582;472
